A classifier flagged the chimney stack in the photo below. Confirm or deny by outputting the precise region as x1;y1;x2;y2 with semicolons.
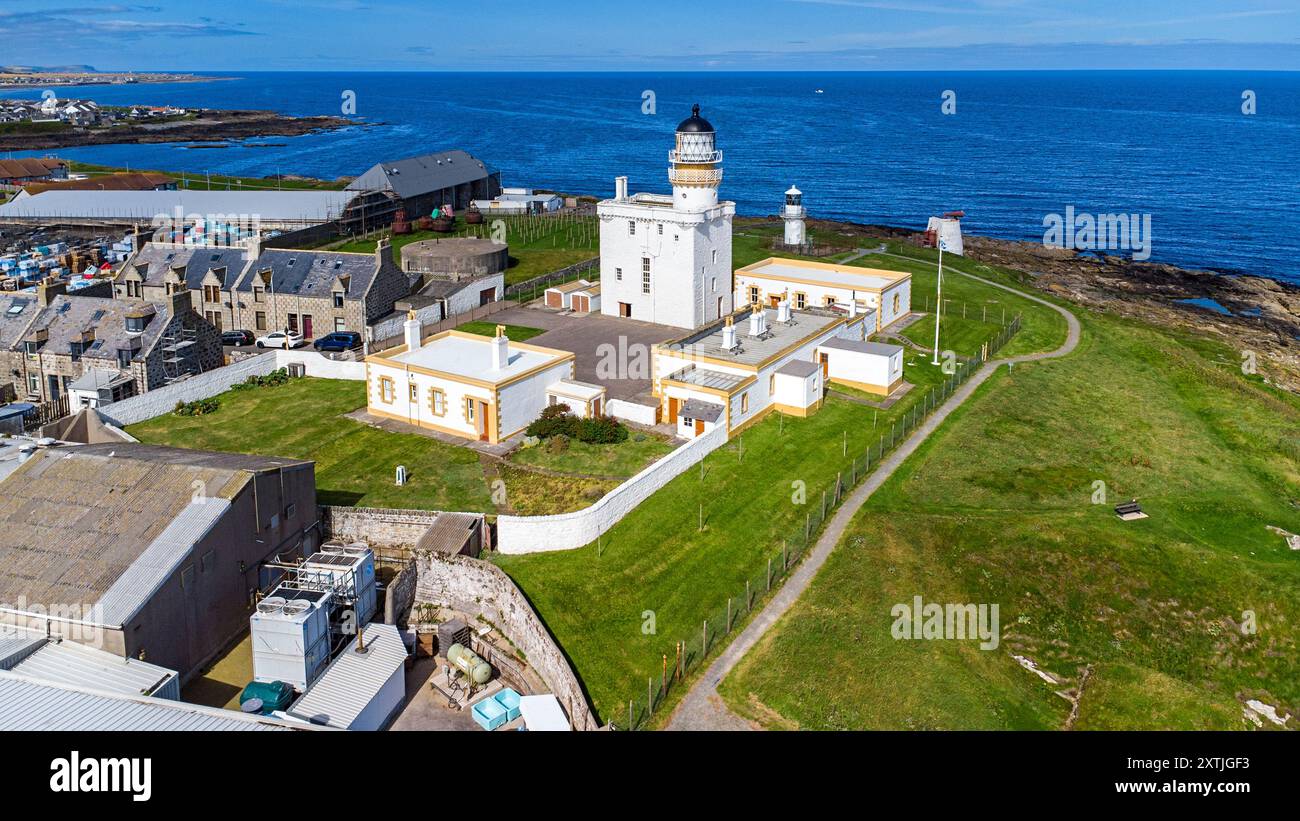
848;298;858;317
403;309;421;351
38;277;67;307
243;234;261;262
615;176;629;202
748;303;768;337
720;315;737;351
777;290;792;323
491;324;509;370
376;237;393;268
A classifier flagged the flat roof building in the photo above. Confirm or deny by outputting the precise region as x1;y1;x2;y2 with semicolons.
734;257;912;333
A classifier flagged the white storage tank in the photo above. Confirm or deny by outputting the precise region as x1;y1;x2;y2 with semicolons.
250;589;333;691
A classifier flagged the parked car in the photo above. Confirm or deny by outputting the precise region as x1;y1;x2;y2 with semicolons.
312;331;363;352
222;329;255;347
255;330;304;349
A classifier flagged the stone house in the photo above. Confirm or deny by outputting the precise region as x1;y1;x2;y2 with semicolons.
117;239;410;341
0;280;222;406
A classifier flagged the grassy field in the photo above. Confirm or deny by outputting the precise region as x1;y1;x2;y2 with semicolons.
333;213;598;286
509;433;676;478
457;321;546;342
126;378;495;512
719;309;1300;730
67;161;346;191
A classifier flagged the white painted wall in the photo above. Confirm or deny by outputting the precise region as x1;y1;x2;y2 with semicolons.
368;358;491;440
496;424;727;554
818;344;902;390
497;361;573;439
444;273;504;317
606;398;657;426
97;353;280;426
773;370;820;409
276;350;366;380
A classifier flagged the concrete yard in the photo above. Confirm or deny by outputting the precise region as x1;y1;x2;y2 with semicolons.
489;302;681;403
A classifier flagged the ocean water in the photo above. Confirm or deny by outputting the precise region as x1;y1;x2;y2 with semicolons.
4;71;1298;283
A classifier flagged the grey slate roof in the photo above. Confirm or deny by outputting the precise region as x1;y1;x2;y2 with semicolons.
819;337;904;357
236;248;377;299
346;150;491;200
21;294;170;367
127;244;249;290
776;359;820;378
0;294;39;349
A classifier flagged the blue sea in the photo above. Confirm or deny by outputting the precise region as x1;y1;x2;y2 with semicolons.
4;71;1298;283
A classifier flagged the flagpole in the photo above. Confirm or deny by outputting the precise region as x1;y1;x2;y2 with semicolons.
931;240;943;365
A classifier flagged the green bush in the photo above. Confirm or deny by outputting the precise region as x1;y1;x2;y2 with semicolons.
576;415;628;444
526;403;574;439
174;398;220;416
231;368;291;391
545;433;570;455
525;405;628;444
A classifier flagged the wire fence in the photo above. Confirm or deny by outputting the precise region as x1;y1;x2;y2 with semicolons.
612;313;1022;730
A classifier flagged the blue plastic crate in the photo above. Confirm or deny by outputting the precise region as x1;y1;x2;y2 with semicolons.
472;696;508;731
494;688;522;721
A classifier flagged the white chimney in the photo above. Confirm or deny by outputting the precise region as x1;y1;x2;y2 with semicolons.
403;309;421;351
491;324;509;370
243;234;261;262
848;298;858;317
720;316;737;351
615;176;629;202
749;305;768;337
777;292;792;323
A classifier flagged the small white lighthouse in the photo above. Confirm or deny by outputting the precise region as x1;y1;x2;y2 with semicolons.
782;185;806;247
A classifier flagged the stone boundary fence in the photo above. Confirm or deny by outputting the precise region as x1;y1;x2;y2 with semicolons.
504;257;598;301
321;505;440;552
496;424;727;554
411;551;600;731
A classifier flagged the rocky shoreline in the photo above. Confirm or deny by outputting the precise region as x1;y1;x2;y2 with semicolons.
795;217;1300;392
0;109;360;151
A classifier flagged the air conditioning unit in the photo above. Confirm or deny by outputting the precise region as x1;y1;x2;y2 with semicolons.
287;363;306;378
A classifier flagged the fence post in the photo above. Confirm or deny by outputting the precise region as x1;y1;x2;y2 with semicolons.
767;556;772;591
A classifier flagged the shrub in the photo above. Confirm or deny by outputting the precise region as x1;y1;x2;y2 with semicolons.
174;398;219;417
576;415;628;444
526;403;577;439
545;433;570;455
232;368;290;391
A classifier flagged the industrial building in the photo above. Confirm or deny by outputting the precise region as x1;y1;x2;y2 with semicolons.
346;149;501;227
0;443;319;682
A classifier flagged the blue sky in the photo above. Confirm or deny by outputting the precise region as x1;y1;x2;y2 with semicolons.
1;1;1297;71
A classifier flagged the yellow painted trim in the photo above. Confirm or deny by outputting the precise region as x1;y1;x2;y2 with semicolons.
429;386;446;417
829;376;903;396
736;256;912;286
728;404;775;439
368;406;478;441
771;400;821;418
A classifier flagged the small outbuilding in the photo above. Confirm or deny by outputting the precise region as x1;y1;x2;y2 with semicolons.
815;337;905;396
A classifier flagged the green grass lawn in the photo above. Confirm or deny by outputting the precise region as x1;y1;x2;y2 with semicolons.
457;321;546;342
494;370;970;723
127;378;495;512
333;214;598;287
509;434;676;478
899;313;1003;358
719;310;1300;730
67;161;346;191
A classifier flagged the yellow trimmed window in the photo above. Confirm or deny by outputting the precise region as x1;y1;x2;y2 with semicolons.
795;292;807;309
379;376;395;404
741;392;749;413
429;387;446;416
768;374;776;395
409;383;418;402
893;293;901;313
748;286;760;304
465;397;476;422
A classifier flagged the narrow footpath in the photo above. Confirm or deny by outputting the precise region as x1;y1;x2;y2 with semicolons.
665;267;1082;730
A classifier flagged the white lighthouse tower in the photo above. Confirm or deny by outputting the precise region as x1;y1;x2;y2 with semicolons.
597;104;735;329
782;185;806;247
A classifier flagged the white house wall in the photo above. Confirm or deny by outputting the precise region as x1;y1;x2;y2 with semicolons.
367;360;493;440
497;361;573;439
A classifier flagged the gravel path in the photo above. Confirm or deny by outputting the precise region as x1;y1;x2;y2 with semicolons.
665;268;1081;731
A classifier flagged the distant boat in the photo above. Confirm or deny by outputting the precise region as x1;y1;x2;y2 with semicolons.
814;89;824;94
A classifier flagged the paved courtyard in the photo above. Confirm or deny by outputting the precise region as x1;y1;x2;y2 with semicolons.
489;302;681;403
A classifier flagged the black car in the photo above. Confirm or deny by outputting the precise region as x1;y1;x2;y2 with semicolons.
313;331;363;352
222;329;255;347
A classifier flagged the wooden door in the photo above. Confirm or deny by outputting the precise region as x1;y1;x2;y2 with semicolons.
667;397;679;424
694;418;704;436
302;314;313;339
820;352;829;378
591;397;601;417
619;302;631;318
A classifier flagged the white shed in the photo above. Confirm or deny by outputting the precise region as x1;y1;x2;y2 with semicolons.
816;337;905;396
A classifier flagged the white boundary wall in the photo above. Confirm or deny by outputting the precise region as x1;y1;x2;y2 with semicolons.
98;350;365;427
605;398;658;427
97;353;280;426
496;424;727;554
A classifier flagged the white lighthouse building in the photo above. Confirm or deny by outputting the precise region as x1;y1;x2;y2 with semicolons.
782;185;806;247
597;104;734;329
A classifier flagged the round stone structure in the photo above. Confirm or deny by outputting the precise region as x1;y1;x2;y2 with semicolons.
399;237;509;276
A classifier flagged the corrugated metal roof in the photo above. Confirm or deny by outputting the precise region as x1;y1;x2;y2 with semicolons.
288;623;407;729
0;670;296;731
94;497;230;626
0;630;45;669
0;189;358;223
8;638;177;697
346;150;490;200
